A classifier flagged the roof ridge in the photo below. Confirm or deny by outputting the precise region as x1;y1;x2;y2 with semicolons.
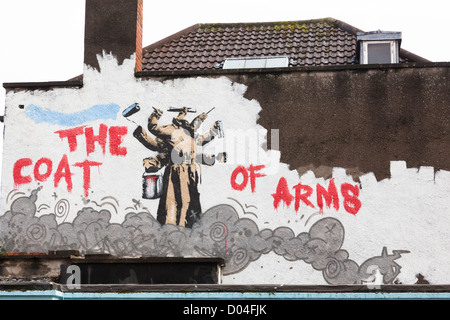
142;18;360;54
142;23;201;52
196;17;349;28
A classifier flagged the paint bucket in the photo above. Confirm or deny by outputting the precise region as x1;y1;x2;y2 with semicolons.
142;172;163;199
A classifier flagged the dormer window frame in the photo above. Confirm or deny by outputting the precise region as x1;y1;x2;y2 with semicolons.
360;40;400;65
356;31;402;65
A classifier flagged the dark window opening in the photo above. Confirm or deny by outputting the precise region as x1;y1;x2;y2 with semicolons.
367;43;392;64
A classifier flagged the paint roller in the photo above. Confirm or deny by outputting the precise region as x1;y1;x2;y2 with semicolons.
122;103;141;117
122;103;141;125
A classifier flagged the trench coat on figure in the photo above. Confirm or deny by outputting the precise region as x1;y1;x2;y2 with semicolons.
133;108;221;228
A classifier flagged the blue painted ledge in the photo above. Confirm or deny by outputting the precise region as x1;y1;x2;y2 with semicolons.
1;290;449;300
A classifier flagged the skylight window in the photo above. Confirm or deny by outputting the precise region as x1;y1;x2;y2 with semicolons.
222;56;289;69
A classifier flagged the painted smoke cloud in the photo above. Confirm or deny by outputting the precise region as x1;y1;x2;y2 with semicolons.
0;188;408;284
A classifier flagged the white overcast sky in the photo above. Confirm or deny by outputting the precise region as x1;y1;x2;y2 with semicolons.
1;0;450;115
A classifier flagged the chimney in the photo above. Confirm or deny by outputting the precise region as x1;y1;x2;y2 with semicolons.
84;0;143;72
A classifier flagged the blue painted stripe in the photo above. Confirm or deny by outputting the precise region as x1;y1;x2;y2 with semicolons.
24;103;121;126
0;290;63;300
1;290;449;300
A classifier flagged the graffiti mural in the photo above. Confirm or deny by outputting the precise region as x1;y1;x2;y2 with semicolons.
4;56;450;286
0;188;408;284
129;105;226;228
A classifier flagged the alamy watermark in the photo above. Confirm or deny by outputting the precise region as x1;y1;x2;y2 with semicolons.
66;265;81;290
171;127;281;173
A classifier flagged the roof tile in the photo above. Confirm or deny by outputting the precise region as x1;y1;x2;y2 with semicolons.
141;18;425;72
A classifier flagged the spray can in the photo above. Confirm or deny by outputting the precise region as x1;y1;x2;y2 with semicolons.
215;120;224;138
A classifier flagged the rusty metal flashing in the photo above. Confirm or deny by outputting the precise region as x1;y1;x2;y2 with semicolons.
0;253;448;294
2;80;83;92
0;250;80;259
0;282;449;294
70;255;225;266
0;250;225;266
0;252;224;265
0;252;225;285
0;281;57;292
54;283;450;293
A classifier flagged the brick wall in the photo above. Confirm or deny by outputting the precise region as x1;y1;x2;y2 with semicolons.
135;0;143;72
84;0;143;72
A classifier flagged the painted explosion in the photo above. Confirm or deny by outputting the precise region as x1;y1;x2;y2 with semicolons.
0;188;408;284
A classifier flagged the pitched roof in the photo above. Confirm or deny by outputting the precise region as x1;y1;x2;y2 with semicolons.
141;18;429;72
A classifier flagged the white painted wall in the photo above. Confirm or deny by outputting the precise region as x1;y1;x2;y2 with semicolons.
1;54;449;285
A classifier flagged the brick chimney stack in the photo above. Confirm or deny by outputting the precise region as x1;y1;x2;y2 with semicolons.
84;0;143;72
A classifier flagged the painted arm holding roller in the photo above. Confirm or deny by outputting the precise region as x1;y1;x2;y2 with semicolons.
125;106;171;173
123;103;164;152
